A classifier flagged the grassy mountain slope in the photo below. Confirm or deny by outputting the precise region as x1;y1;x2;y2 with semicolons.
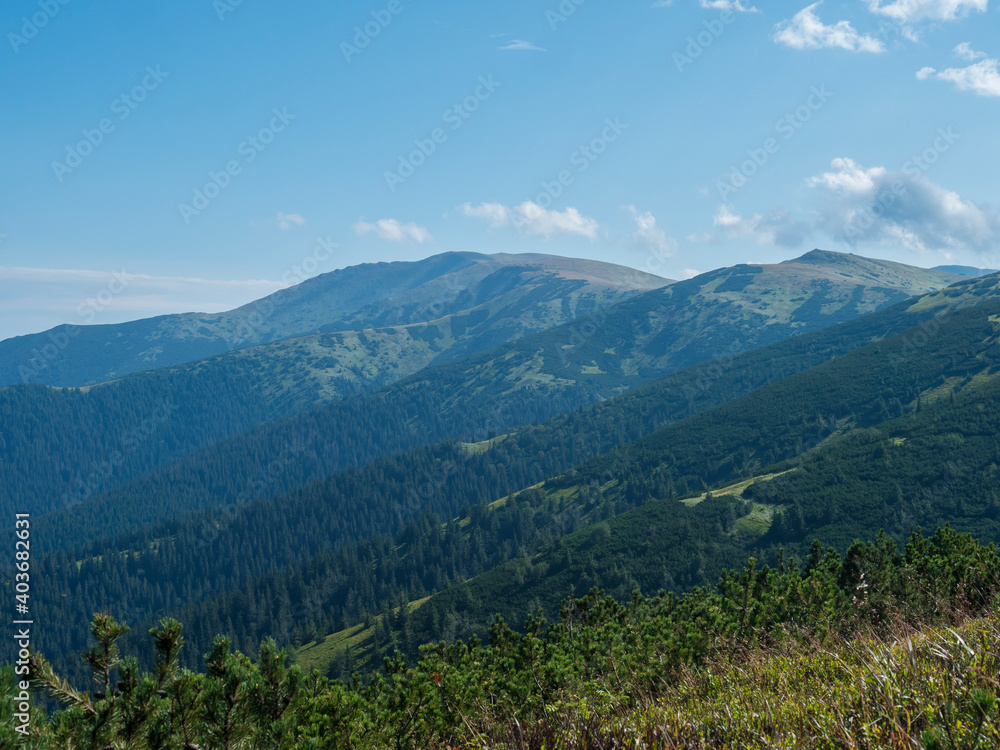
14;252;967;532
414;250;966;404
408;300;1000;645
145;261;657;413
21;280;968;679
0;252;666;388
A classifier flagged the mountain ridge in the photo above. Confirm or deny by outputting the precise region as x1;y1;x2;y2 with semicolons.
933;264;998;277
0;252;668;388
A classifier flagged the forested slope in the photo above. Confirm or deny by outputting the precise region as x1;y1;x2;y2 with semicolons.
397;302;1000;664
22;276;1000;680
20;260;983;541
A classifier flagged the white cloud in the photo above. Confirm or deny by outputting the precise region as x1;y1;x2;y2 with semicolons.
461;202;512;228
626;206;676;257
679;268;703;279
460;201;599;239
699;0;759;11
276;212;306;230
694;154;1000;259
807;157;887;193
954;42;987;61
353;218;433;244
774;3;885;53
866;0;987;26
917;52;1000;97
686;231;716;243
807;157;1000;254
498;39;547;51
713;205;745;230
710;205;811;247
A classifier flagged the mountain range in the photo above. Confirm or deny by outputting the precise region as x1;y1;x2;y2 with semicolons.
3;248;998;689
0;250;963;526
0;252;666;389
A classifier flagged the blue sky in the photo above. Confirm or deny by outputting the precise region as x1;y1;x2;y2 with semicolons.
1;0;998;340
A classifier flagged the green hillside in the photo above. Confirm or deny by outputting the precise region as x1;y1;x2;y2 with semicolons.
387;250;968;408
5;265;1000;744
122;258;668;412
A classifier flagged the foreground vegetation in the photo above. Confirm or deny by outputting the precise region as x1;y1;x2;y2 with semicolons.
520;616;999;749
9;526;999;748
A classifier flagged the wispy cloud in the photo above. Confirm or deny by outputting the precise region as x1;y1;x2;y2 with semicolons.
866;0;987;27
954;42;987;61
699;0;759;12
461;202;512;228
353;218;433;243
774;3;885;52
498;39;547;52
708;205;811;248
276;212;306;230
461;201;599;239
0;266;284;289
625;206;676;256
917;46;1000;97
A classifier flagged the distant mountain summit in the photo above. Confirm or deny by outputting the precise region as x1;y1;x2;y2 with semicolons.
0;252;668;387
621;249;967;353
785;250;969;291
932;264;998;278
